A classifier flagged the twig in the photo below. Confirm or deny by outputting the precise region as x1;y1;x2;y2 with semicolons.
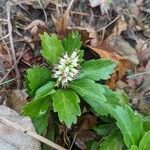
65;0;75;15
1;39;12;65
0;19;8;22
0;78;15;86
0;19;9;41
0;33;9;41
6;1;21;88
97;15;120;32
69;133;77;150
21;59;32;67
70;10;100;18
37;0;48;24
0;117;67;150
127;71;150;79
49;7;100;18
0;44;27;84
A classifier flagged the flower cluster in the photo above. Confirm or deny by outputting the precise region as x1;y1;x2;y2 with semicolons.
52;50;80;88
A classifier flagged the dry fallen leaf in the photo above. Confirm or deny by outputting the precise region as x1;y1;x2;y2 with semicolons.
6;89;28;113
67;26;98;46
138;48;150;62
25;19;48;41
72;114;98;149
100;35;139;65
0;44;11;66
89;0;108;7
75;130;98;149
23;0;55;9
112;16;128;35
52;0;74;38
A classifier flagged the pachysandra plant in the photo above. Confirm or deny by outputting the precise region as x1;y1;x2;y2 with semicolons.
22;31;118;128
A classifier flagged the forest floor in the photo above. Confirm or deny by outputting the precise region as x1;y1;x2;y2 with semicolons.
0;0;150;150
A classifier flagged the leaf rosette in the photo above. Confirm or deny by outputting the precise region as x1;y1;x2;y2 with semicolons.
22;31;117;128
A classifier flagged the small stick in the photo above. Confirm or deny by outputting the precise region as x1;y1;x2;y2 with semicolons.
37;0;48;24
97;15;120;32
6;1;21;88
0;45;27;84
0;117;66;150
65;0;75;15
0;33;9;41
0;78;15;86
127;71;150;79
0;19;9;41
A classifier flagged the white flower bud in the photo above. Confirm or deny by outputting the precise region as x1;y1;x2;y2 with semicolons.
52;51;80;88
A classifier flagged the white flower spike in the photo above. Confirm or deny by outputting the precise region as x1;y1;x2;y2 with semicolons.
52;50;80;88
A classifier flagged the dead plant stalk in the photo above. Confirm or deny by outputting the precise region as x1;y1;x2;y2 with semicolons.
6;1;21;88
0;117;67;150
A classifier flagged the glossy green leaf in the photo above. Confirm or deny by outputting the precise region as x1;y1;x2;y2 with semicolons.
128;145;139;150
70;79;113;116
115;89;129;106
40;32;64;64
87;141;99;150
139;130;150;150
112;105;143;148
143;115;150;132
34;81;55;99
94;124;114;136
99;129;124;150
51;89;81;128
79;59;116;81
102;85;120;105
26;66;51;96
22;96;52;117
62;31;82;54
32;111;49;135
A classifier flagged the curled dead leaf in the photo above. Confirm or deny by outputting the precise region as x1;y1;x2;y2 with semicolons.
138;48;150;62
72;114;98;149
25;20;48;41
112;16;128;35
100;35;139;65
67;26;98;46
51;0;75;38
6;89;27;113
75;130;98;149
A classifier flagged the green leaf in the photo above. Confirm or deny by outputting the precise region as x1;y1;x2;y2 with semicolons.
143;115;150;132
102;86;129;107
62;32;82;54
32;111;49;135
26;66;51;96
99;129;124;150
40;32;64;64
51;89;81;128
34;81;55;99
42;112;56;150
112;105;143;148
102;85;120;105
22;96;52;117
79;59;116;81
139;130;150;150
70;79;113;116
128;145;139;150
94;124;114;136
78;49;84;63
115;89;129;106
87;141;99;150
